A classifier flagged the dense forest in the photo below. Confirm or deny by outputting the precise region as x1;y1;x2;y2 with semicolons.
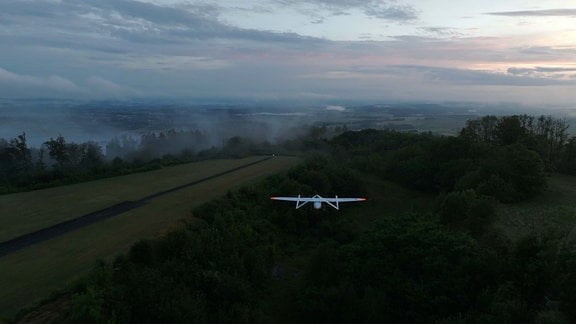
8;114;576;322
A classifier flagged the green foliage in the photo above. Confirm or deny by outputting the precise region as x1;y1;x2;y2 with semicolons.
331;120;548;203
66;262;115;323
457;144;546;202
558;137;576;175
555;248;576;322
460;115;498;144
495;115;528;145
462;114;570;171
437;190;495;235
287;214;488;323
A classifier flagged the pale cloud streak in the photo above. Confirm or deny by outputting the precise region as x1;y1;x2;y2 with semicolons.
272;0;417;20
487;9;576;16
0;67;137;99
0;67;83;97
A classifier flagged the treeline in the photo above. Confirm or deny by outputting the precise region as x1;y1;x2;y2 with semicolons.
58;154;576;323
0;126;335;194
460;115;572;172
331;114;576;203
0;132;198;193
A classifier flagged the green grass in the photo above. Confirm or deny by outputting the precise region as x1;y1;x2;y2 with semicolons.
0;156;276;242
0;156;300;318
495;173;576;243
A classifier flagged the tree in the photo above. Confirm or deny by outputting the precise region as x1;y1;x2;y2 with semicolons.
438;190;495;235
559;136;576;174
495;116;528;146
223;136;253;158
458;145;546;202
44;135;68;170
4;132;32;174
78;142;104;171
460;115;498;143
533;116;569;170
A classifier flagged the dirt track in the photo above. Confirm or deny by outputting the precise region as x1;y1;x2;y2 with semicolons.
0;157;271;258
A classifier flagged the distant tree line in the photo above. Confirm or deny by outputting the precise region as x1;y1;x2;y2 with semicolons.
460;115;570;172
0;132;183;193
0;126;328;194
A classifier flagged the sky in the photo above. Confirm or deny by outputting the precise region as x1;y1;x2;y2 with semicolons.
1;0;576;106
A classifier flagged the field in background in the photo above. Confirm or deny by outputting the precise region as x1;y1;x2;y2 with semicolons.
0;156;300;317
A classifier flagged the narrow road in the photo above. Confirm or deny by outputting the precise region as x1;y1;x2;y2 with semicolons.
0;157;272;257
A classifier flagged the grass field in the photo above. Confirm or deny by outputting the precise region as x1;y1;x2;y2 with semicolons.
0;156;300;318
495;173;576;243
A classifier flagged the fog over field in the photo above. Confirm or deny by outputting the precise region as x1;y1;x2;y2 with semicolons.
0;99;316;149
3;98;574;153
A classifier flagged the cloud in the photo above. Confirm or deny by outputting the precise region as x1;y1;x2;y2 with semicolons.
0;67;83;97
275;0;417;21
1;0;575;105
113;55;232;71
506;66;576;80
418;27;464;38
86;0;322;44
0;67;141;98
0;0;322;47
84;76;140;97
487;9;576;17
517;46;576;57
323;65;576;87
325;105;346;111
508;66;576;74
397;65;576;86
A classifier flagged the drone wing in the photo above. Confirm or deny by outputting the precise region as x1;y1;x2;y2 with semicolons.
322;197;366;202
270;195;366;209
270;196;316;209
270;196;320;202
318;196;366;209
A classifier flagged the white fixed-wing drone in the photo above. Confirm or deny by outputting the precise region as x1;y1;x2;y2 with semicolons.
270;194;366;210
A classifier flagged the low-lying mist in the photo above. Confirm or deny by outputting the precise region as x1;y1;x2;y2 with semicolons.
0;100;331;160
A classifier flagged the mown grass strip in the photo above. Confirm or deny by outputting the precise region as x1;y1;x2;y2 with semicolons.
0;157;272;258
0;156;268;242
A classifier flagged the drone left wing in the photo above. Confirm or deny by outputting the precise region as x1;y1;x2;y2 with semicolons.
270;196;319;202
270;196;314;209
